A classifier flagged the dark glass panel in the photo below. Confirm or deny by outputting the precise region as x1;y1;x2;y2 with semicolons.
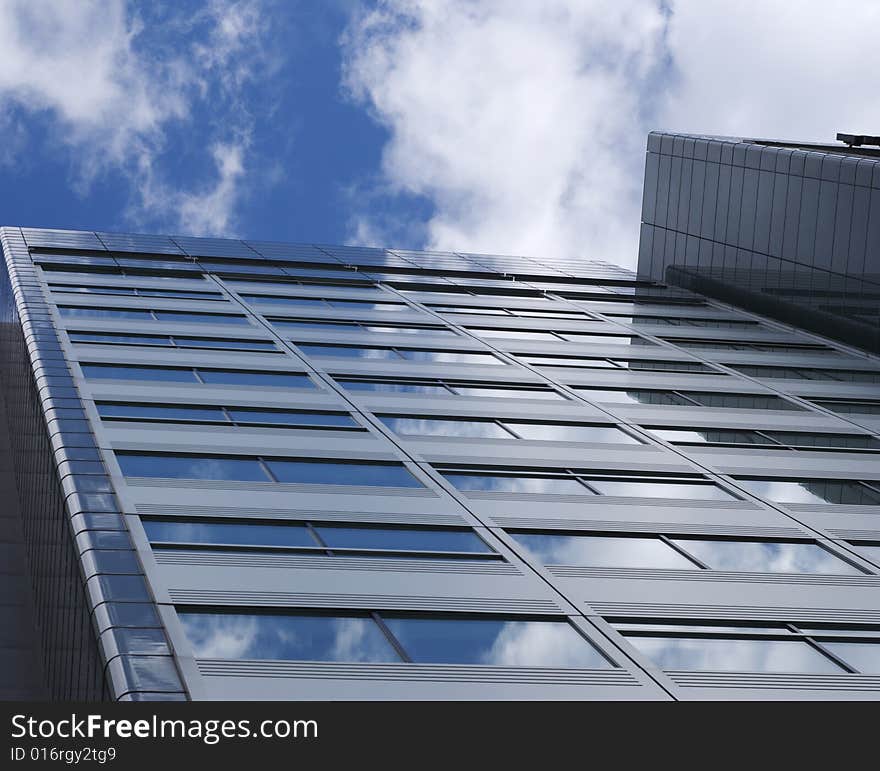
265;460;424;488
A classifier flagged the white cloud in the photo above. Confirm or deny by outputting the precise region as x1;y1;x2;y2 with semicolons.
341;0;670;267
0;0;267;235
658;1;880;142
341;1;880;268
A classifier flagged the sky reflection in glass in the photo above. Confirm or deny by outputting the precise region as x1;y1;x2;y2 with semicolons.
266;460;423;487
587;480;737;500
382;617;612;667
315;526;491;553
442;473;590;495
670;539;860;575
179;612;401;662
511;533;698;569
628;636;844;673
379;416;511;439
144;520;315;547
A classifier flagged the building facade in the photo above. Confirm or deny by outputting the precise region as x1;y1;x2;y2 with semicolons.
638;131;880;353
2;225;880;701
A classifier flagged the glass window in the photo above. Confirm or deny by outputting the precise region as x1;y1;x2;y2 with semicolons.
524;355;618;369
314;525;492;554
502;422;642;444
851;543;880;564
398;349;503;365
765;432;880;451
265;460;424;488
468;328;561;342
812;399;880;416
58;306;152;320
735;478;880;505
362;325;456;336
442;472;590;495
587;479;738;501
558;333;654;346
574;388;690;406
821;642;880;673
626;636;844;673
173;337;277;352
382;616;612;668
240;294;327;307
449;384;563;399
179;611;401;662
327;300;408;312
648;428;772;445
144;520;314;547
225;409;359;428
379;416;512;439
153;311;250;325
337;378;452;395
81;364;199;383
670;538;862;575
686;392;801;411
510;532;698;569
296;344;402;359
196;369;314;388
275;319;360;332
117;453;268;481
97;403;228;422
70;332;174;346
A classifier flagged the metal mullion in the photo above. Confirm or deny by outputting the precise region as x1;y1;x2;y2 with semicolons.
495;420;525;439
802;637;857;673
304;522;333;556
566;469;600;494
657;534;709;570
192;368;206;384
219;407;236;426
256;457;277;483
672;390;702;406
371;612;412;663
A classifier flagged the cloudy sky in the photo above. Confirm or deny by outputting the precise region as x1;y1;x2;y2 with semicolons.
0;0;877;268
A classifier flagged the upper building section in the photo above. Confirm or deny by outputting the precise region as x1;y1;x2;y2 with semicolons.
637;131;880;354
16;227;635;285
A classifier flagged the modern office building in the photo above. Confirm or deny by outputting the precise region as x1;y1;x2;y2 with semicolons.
638;131;880;353
2;224;880;702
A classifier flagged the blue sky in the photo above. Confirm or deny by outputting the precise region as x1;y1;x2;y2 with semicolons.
1;1;878;268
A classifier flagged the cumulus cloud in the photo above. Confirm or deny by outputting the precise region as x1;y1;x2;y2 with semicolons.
0;0;268;235
341;0;880;268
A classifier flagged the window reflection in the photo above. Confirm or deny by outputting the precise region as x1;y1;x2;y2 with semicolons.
265;460;423;488
382;617;612;667
179;612;613;668
442;473;591;495
379;416;512;439
627;636;844;673
314;526;491;553
587;480;737;501
179;612;401;662
504;422;641;444
736;478;880;505
511;533;698;569
670;539;861;575
144;520;315;547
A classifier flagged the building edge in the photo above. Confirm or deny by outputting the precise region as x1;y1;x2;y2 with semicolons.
0;226;188;701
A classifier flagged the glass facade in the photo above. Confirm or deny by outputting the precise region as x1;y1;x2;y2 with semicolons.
3;223;880;702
